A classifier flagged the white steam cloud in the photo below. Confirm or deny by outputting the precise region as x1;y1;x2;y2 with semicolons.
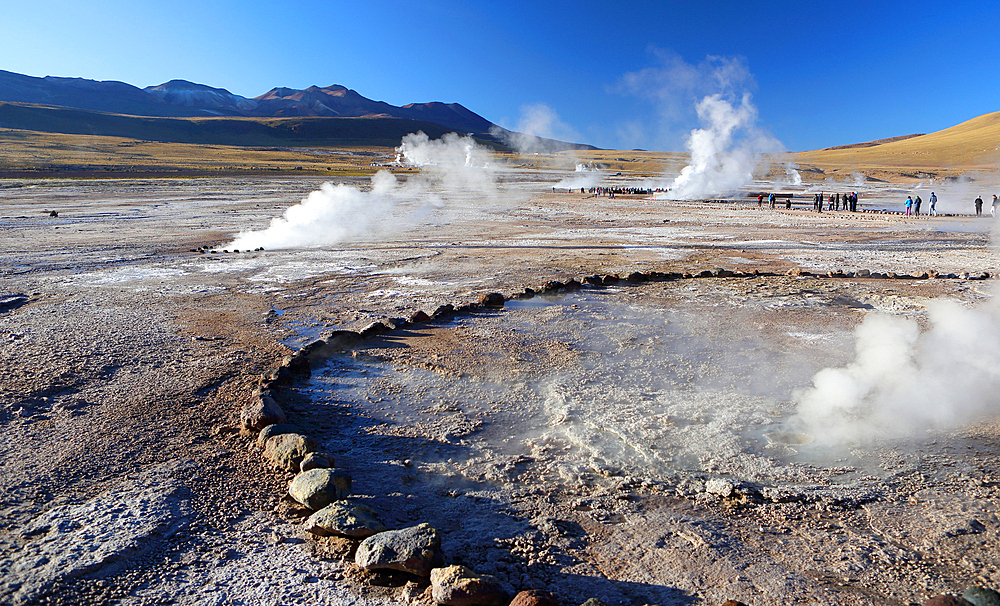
554;162;606;190
783;163;803;187
229;132;499;250
792;284;1000;445
661;93;782;200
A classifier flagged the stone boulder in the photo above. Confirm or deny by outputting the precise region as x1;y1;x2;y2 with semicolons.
360;321;389;338
256;423;299;447
430;565;510;606
355;523;444;577
963;587;1000;606
705;478;735;498
325;330;362;349
479;293;505;308
409;310;432;323
509;590;559;606
288;468;352;510
240;394;287;431
304;499;386;538
923;596;974;606
432;304;455;319
384;317;409;330
263;433;315;472
299;452;332;472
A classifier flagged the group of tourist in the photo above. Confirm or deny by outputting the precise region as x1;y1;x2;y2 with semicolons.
586;186;663;198
903;192;937;216
972;194;1000;217
751;191;861;212
905;192;1000;217
811;191;859;212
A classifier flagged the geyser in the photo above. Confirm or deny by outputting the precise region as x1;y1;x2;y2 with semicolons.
792;289;1000;445
660;92;783;200
229;132;500;251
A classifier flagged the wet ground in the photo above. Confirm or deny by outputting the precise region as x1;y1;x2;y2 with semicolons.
1;173;999;605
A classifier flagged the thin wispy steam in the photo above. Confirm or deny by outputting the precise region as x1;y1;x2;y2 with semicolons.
492;103;582;155
229;132;498;250
614;51;756;150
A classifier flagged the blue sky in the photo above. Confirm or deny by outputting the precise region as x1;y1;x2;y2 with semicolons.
4;0;998;151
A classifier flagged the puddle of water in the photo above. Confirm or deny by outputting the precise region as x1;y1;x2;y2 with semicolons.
305;289;905;491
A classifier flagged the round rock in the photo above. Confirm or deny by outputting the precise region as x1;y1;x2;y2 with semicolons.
263;433;315;472
304;499;386;538
288;467;352;510
355;523;444;577
963;587;1000;606
923;596;974;606
256;423;299;447
510;590;560;606
299;452;332;472
240;394;287;431
430;565;510;606
478;293;505;308
705;478;735;498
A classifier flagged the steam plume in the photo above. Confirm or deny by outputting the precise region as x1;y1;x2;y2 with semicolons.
792;283;1000;444
229;132;498;250
617;52;784;200
662;93;782;200
554;163;606;190
491;103;582;155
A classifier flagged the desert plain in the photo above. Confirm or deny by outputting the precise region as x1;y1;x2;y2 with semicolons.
2;145;1000;606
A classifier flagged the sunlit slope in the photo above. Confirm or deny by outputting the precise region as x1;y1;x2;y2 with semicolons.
797;111;1000;179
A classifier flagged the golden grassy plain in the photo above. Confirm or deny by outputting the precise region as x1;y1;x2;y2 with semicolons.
2;109;998;181
0;128;401;178
796;110;1000;181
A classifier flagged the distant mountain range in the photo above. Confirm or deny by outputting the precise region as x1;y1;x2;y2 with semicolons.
0;70;594;150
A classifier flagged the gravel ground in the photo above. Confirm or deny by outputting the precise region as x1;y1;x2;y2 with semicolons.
1;174;999;606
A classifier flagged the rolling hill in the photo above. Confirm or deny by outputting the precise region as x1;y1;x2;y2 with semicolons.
796;111;1000;179
0;101;460;148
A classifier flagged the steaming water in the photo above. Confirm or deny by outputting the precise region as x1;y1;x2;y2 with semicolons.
304;287;936;492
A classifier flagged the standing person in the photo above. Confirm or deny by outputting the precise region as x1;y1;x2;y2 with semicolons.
758;193;764;208
992;195;998;218
769;192;776;209
929;191;937;216
905;196;913;216
975;195;983;215
853;192;859;212
835;192;840;210
914;195;922;215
